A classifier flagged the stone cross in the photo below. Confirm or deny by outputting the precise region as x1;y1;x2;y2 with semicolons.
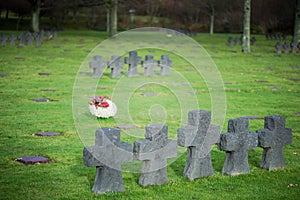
234;37;240;45
53;31;58;39
251;37;257;46
1;34;7;46
36;33;43;48
89;55;107;78
159;55;172;76
10;34;16;46
291;40;298;54
228;37;234;47
218;118;258;176
142;55;157;76
283;42;290;54
108;55;124;78
46;31;52;40
256;115;292;170
83;128;133;194
275;42;282;54
18;33;25;46
177;110;220;180
27;33;34;46
124;51;142;77
133;124;177;187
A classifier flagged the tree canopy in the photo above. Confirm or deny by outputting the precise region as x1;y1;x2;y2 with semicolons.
0;0;297;34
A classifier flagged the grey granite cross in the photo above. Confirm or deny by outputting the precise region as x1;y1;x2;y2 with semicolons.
283;42;290;54
142;55;157;76
159;55;172;76
275;42;282;54
1;34;8;46
10;34;16;46
218;118;258;176
133;124;177;187
256;115;292;170
228;37;234;47
36;33;43;48
89;55;107;78
83;128;133;194
18;33;25;46
108;55;124;78
177;110;220;180
124;51;142;77
291;40;298;54
27;33;34;46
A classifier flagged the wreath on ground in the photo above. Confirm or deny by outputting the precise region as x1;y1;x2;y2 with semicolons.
88;96;117;118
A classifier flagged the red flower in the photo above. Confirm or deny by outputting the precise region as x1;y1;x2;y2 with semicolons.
101;102;109;108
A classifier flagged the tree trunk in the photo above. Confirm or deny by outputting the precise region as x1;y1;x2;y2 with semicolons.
31;0;41;33
210;15;214;35
294;0;300;42
110;0;118;36
106;8;110;33
242;0;251;53
6;9;9;19
106;0;118;37
209;3;215;35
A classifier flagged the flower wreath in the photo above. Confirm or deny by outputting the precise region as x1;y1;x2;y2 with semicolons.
88;96;117;118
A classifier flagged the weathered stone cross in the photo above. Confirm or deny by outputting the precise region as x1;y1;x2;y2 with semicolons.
256;115;292;170
218;118;258;176
83;128;132;194
124;51;142;77
89;55;107;78
133;124;177;187
108;55;124;78
159;55;172;76
142;55;157;76
177;110;220;180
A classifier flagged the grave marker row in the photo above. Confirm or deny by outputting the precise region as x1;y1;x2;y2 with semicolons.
265;33;287;41
83;111;292;194
89;51;172;79
228;36;257;47
0;31;58;48
275;41;300;54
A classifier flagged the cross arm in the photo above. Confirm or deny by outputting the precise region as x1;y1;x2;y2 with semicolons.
218;132;239;151
257;129;274;148
133;140;155;161
247;132;258;150
177;125;198;147
117;142;133;163
83;146;103;167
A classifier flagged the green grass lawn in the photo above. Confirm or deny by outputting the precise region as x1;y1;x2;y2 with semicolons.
0;30;299;200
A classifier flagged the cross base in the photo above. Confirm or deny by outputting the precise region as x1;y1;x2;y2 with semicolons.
222;149;250;176
92;166;125;194
139;160;168;187
261;147;286;170
183;147;214;180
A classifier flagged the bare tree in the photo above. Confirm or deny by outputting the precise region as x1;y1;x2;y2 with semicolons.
26;0;41;32
209;0;215;35
294;0;300;42
242;0;251;53
105;0;118;36
145;0;161;25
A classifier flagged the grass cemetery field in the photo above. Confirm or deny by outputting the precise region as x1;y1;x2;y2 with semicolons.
0;30;299;199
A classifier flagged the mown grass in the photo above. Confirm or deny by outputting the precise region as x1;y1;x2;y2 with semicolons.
0;30;299;200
